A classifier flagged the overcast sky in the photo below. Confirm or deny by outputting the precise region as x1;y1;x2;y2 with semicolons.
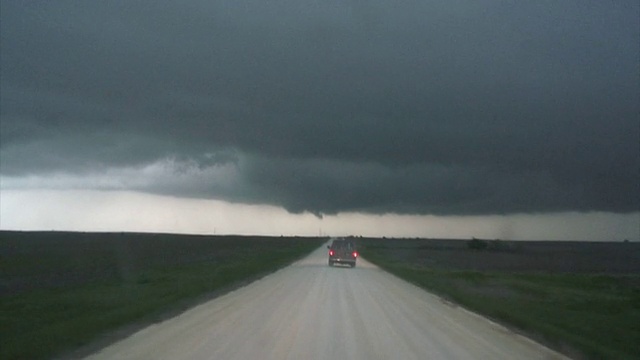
1;1;638;239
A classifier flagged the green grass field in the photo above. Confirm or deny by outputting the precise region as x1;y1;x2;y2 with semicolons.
4;233;638;359
0;231;325;360
362;241;640;360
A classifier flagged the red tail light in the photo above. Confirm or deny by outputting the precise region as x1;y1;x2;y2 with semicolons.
353;251;358;258
329;250;334;256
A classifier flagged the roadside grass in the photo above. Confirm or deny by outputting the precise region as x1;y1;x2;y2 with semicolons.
0;232;325;360
363;248;640;360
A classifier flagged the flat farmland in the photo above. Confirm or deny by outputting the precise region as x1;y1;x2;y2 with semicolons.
0;231;325;360
3;232;639;360
360;238;640;359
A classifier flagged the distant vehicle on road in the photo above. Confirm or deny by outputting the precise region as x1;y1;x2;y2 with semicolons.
327;238;358;268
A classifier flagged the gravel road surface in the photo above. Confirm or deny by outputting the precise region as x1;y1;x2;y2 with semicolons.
86;243;568;360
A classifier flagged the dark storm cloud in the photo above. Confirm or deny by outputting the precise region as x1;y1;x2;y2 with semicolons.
1;0;638;215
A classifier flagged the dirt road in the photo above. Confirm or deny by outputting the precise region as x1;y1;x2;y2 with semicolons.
86;243;567;359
